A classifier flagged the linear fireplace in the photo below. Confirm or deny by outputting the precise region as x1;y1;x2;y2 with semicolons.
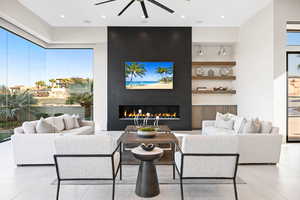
119;105;180;120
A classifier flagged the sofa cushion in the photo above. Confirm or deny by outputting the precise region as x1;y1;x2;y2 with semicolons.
234;116;246;133
204;126;235;136
72;114;80;128
215;112;234;130
260;121;273;133
22;121;38;134
52;116;65;131
242;118;261;133
36;118;56;133
60;126;93;135
63;114;76;130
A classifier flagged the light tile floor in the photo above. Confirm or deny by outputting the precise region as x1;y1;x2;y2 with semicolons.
0;141;299;200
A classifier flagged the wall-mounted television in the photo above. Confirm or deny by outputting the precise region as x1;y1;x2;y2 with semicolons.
125;61;174;90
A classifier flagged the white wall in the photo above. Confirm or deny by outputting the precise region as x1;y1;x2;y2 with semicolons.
236;3;274;121
273;0;300;137
0;0;51;42
51;27;107;44
93;42;107;131
192;27;239;43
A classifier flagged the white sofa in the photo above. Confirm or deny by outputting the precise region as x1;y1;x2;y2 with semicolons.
12;117;94;165
202;120;282;164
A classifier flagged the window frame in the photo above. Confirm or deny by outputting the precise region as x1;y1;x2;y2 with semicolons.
0;26;94;142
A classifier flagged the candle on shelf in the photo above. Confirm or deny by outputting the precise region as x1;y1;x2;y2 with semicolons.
154;116;160;127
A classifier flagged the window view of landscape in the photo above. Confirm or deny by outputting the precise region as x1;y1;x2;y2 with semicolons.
0;28;93;142
288;53;300;141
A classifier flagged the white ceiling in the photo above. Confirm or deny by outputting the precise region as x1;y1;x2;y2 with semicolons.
18;0;272;27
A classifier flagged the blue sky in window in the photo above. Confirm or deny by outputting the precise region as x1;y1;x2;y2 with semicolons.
288;54;300;76
0;28;93;87
287;32;300;46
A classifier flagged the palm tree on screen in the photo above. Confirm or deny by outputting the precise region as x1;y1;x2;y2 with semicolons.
125;63;146;86
156;67;172;83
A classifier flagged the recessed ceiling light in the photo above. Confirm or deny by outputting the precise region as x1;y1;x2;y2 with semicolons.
101;15;106;19
181;15;185;19
83;20;92;24
60;14;65;18
221;15;225;19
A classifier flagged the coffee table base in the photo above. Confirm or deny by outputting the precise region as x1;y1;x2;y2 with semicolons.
135;161;160;198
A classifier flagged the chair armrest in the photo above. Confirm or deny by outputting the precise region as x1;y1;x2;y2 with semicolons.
80;120;94;127
174;142;184;155
112;142;121;156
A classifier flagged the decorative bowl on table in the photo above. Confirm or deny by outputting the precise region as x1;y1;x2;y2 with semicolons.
141;143;155;151
137;127;157;138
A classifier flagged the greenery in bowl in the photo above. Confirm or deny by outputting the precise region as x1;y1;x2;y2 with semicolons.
138;127;156;132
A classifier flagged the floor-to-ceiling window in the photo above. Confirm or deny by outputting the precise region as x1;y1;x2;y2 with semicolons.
0;27;93;142
287;31;300;142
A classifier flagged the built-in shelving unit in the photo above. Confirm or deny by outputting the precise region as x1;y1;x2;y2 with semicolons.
191;43;238;129
192;76;236;80
192;90;236;95
192;61;236;67
192;60;237;95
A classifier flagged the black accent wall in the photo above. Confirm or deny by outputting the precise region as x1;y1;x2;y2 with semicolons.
107;27;192;130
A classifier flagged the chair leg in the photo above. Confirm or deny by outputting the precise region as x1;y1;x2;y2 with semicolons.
120;164;122;181
56;180;61;200
173;164;176;180
233;178;238;200
112;179;116;200
180;178;184;200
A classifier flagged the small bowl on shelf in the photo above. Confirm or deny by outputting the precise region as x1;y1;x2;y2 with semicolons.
140;143;155;151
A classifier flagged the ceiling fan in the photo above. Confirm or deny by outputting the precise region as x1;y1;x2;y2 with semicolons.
94;0;175;18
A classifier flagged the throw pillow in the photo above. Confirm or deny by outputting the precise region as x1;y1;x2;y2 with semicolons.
215;112;234;130
242;118;261;133
234;116;246;133
63;114;75;130
72;114;81;128
226;113;237;121
260;121;273;133
22;121;38;134
53;116;65;131
36;118;56;133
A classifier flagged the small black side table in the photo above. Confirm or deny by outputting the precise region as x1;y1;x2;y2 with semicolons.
131;146;164;198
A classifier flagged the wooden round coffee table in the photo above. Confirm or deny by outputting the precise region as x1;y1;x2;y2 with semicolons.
131;146;164;198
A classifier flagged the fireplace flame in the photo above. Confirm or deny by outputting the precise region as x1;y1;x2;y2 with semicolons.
123;111;177;118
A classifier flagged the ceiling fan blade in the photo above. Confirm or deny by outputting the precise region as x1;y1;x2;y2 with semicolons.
94;0;118;5
141;1;149;18
118;0;135;16
147;0;174;13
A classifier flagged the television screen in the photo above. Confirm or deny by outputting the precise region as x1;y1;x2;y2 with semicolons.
125;61;174;90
